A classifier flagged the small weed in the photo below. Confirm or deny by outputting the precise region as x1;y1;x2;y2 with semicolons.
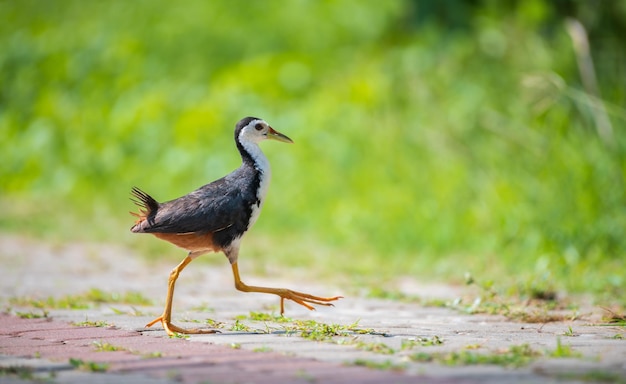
401;336;443;350
601;307;626;326
516;279;558;302
280;318;399;356
204;318;226;328
72;319;112;327
109;306;147;316
450;344;539;367
230;319;252;332
180;317;225;327
612;333;624;339
140;351;163;358
412;339;582;368
351;359;406;371
285;320;354;341
10;296;87;310
92;341;126;352
461;274;578;323
352;327;385;336
236;311;292;323
283;319;395;354
9;289;152;310
253;346;272;352
549;337;582;358
230;343;241;349
0;366;35;380
563;325;577;337
83;289;152;306
15;309;49;319
410;343;541;368
508;309;572;323
295;369;316;382
422;298;450;308
410;352;434;363
169;333;190;340
165;370;182;381
354;341;395;354
69;358;109;372
557;370;626;384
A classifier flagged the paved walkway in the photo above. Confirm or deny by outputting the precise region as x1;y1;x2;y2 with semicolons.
0;234;625;383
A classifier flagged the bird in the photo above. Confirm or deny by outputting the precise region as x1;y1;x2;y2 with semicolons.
130;116;341;335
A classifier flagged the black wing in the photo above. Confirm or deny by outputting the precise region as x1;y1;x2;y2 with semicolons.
132;167;258;235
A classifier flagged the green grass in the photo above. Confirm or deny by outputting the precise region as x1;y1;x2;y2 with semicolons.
282;319;399;354
235;311;293;323
351;359;406;371
366;273;583;324
141;351;163;359
15;310;49;319
92;341;126;352
563;326;577;337
410;344;541;368
549;337;582;358
168;333;190;340
0;366;35;380
283;320;361;342
556;371;626;384
601;307;626;326
230;319;253;333
72;319;114;327
410;341;583;368
8;289;152;310
1;1;625;305
69;358;109;372
444;274;583;323
353;341;396;355
401;336;444;350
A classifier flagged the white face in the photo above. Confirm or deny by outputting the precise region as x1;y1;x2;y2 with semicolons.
239;119;271;144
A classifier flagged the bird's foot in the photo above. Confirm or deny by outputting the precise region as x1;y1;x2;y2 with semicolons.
145;315;219;336
278;289;342;315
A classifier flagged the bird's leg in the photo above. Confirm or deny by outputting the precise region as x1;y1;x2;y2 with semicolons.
146;255;218;336
231;262;342;315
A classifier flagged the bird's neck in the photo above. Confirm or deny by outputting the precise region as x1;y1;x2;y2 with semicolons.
238;139;272;224
238;139;271;175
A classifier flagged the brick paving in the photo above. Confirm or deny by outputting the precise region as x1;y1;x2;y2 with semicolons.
1;234;625;383
0;314;433;384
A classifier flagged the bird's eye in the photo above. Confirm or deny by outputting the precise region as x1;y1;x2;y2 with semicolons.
255;123;263;131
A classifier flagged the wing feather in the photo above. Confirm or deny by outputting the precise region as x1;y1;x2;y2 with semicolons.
130;168;256;235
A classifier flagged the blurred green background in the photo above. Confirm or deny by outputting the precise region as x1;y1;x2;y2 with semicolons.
1;0;625;302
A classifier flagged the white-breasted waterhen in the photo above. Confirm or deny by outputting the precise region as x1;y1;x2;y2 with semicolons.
130;117;341;335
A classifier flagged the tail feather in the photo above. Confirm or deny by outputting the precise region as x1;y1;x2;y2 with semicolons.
130;187;159;232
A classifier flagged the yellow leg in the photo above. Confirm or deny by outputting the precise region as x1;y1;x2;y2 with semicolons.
231;262;342;314
146;255;218;336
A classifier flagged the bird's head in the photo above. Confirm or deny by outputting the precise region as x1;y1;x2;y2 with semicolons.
235;117;293;145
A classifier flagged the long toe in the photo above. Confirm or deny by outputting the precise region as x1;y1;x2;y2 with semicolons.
145;315;164;328
281;290;342;313
165;322;220;336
